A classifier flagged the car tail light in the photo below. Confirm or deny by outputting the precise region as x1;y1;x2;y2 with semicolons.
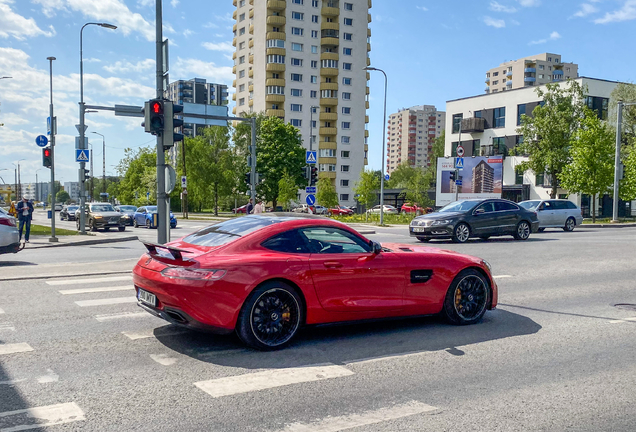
161;268;226;281
0;218;16;227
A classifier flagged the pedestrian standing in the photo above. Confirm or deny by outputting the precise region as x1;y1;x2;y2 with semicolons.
16;196;34;243
246;198;254;215
254;201;263;214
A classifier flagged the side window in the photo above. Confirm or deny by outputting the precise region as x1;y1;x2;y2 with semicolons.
566;201;578;210
495;201;518;211
475;202;495;213
552;201;568;210
262;230;309;254
300;227;371;254
138;207;145;213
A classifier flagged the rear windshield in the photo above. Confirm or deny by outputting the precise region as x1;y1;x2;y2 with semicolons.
519;201;541;210
68;206;79;211
183;215;288;247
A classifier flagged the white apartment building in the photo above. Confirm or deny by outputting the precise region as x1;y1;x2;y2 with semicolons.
232;0;372;205
445;77;626;214
386;105;445;174
485;53;579;94
64;182;81;203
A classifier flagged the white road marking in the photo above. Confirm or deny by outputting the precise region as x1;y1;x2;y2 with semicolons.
276;400;438;432
194;364;354;398
36;369;59;383
46;275;132;286
0;323;15;332
74;297;137;307
122;328;186;340
493;275;512;279
608;317;636;324
59;285;132;295
0;343;34;356
95;311;149;322
150;353;178;366
0;402;85;431
345;350;432;366
0;378;27;385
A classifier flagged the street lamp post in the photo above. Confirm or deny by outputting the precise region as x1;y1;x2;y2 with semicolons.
35;169;42;202
92;132;106;198
612;101;636;222
15;159;25;200
47;56;58;242
79;22;117;234
364;66;388;225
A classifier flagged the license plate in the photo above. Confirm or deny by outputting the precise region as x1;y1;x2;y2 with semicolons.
137;289;157;307
412;227;426;232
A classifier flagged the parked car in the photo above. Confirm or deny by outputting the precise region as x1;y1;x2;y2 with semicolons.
329;205;354;216
133;206;177;229
133;214;498;350
60;205;79;221
409;199;539;243
0;207;20;255
115;205;138;226
367;205;399;215
54;203;63;211
233;204;248;214
518;199;583;232
293;204;311;213
75;203;126;232
313;205;329;215
401;203;424;214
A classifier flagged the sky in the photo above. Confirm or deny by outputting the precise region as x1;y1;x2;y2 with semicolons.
0;0;635;190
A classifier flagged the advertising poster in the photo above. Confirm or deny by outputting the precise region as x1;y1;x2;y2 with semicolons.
436;156;503;207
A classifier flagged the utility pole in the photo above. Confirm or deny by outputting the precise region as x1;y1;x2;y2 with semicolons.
155;0;168;244
613;101;636;222
48;56;58;242
250;117;257;203
182;139;188;219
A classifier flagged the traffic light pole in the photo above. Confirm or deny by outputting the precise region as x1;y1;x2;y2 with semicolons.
48;56;57;242
250;117;257;203
155;0;169;244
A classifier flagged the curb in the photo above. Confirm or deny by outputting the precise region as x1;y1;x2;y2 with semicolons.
579;223;636;228
357;230;376;235
25;235;139;249
0;270;132;282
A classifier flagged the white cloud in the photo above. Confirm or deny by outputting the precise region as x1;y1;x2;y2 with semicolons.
170;0;179;6
0;0;56;40
483;16;506;28
489;1;517;13
529;30;561;45
510;19;521;25
518;0;541;6
203;22;219;29
416;6;428;11
549;31;561;39
103;59;155;74
572;3;599;17
201;41;234;52
595;0;636;23
183;29;193;38
172;57;233;84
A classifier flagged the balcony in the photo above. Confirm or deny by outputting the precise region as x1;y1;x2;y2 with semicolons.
365;130;369;138
524;67;536;73
461;117;485;133
320;97;338;106
320;82;338;91
321;52;339;61
233;24;237;32
321;37;340;46
232;52;237;60
367;42;371;52
248;54;253;63
248;99;253;106
485;86;490;93
266;47;285;56
322;3;340;17
320;68;338;77
248;84;254;92
266;31;286;40
265;94;285;103
249;39;254;48
365;115;369;123
266;109;285;117
266;78;285;86
266;63;285;72
506;80;512;86
321;22;339;31
248;69;253;78
524;76;536;83
233;10;237;19
319;171;337;179
249;9;254;18
553;69;564;75
506;71;513;77
320;127;338;135
233;37;237;46
267;0;286;10
319;141;337;150
319;157;337;165
249;24;254;34
267;15;286;25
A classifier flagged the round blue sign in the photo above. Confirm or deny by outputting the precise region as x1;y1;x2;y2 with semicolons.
35;135;48;147
384;174;390;181
306;194;316;206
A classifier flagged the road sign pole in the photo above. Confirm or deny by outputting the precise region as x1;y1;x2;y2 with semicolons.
250;117;257;203
155;0;170;244
48;56;58;242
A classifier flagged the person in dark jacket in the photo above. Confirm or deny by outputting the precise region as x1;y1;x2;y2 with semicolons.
16;197;34;243
245;198;253;215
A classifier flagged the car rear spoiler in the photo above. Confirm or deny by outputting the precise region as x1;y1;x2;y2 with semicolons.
141;240;195;264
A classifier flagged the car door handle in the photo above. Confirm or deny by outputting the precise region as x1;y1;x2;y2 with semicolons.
323;261;343;268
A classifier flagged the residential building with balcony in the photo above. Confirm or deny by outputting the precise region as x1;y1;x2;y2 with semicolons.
485;53;579;94
231;0;372;206
386;105;445;174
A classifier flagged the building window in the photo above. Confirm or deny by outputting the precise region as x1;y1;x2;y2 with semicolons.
239;27;245;35
239;41;245;50
343;47;352;55
291;43;303;51
292;0;303;4
340;194;349;201
312;0;318;6
239;84;245;92
517;104;526;126
239;0;245;6
342;107;351;114
239;13;245;21
311;76;318;84
341;150;350;158
341;165;350;172
290;104;302;112
290;119;302;127
492;137;507;155
341;136;350;144
321;89;337;98
267;39;285;48
452;114;462;133
320;164;337;172
585;96;609;120
239;56;245;64
311;45;318;54
239;70;245;78
340;179;349;187
342;92;351;100
472;139;480;156
310;90;317;98
267;55;285;64
342;77;352;85
291;27;304;36
291;58;303;66
494;107;505;128
239;98;245;106
342;62;352;70
343;33;352;41
292;12;304;20
515;167;524;185
291;73;303;82
312;15;319;23
536;172;545;186
320;149;336;157
321;59;338;68
311;60;318;68
311;30;318;38
344;18;353;25
344;2;353;10
341;122;351;129
290;89;302;97
266;86;285;95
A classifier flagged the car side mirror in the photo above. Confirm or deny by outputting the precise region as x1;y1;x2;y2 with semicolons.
475;208;485;215
370;241;382;254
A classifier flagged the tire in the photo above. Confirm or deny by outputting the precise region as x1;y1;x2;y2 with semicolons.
146;219;152;229
479;235;490;241
537;227;545;232
133;219;138;228
443;268;490;325
452;223;471;243
104;227;110;231
76;220;80;231
563;217;575;232
416;237;430;243
89;219;97;232
236;281;303;351
118;226;125;232
514;221;531;240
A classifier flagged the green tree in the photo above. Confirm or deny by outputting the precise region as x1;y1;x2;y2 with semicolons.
609;83;636;138
114;147;157;206
354;169;380;222
559;109;615;222
277;171;298;211
316;177;339;209
404;168;433;209
256;117;306;208
232;113;267;196
517;80;586;198
620;145;636;202
430;131;445;181
56;190;70;204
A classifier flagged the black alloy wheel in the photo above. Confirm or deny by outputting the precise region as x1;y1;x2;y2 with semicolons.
514;221;531;240
237;282;303;350
452;223;471;243
443;269;490;325
563;217;575;232
118;226;126;232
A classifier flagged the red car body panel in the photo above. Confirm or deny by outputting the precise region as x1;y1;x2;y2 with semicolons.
329;206;354;216
132;217;498;334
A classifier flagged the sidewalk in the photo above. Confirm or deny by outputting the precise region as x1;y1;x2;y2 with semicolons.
24;233;139;249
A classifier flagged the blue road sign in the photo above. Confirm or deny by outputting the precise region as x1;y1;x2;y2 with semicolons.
47;117;51;135
75;149;90;163
384;174;390;181
456;179;463;186
146;192;150;199
305;186;316;194
306;150;317;164
455;157;464;169
35;135;48;147
306;194;316;206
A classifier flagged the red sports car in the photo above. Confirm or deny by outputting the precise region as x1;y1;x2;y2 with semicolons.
133;214;498;350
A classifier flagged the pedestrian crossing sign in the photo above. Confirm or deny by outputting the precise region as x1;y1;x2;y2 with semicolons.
75;149;90;163
306;150;317;164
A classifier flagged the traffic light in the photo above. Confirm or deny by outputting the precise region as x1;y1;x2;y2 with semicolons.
80;168;90;182
142;99;164;135
42;147;52;168
163;101;185;150
245;172;251;186
303;166;310;182
310;166;318;186
450;171;457;182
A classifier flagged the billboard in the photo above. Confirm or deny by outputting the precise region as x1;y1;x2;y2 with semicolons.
436;156;503;207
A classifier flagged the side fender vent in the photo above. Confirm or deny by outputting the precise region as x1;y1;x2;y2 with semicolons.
399;247;413;252
411;269;433;284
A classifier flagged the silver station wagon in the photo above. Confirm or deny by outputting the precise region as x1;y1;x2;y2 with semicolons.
518;199;584;232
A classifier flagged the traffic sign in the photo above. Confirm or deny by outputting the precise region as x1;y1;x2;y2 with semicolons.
47;117;51;135
306;150;317;164
75;149;90;163
181;176;187;188
35;135;48;147
306;194;316;206
305;186;316;194
384;174;390;181
456;145;465;157
456;179;463;186
455;157;464;169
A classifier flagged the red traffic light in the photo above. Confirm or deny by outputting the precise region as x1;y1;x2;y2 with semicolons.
44;149;51;157
152;101;162;114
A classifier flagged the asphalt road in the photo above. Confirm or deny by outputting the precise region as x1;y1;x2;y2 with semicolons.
0;225;635;431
